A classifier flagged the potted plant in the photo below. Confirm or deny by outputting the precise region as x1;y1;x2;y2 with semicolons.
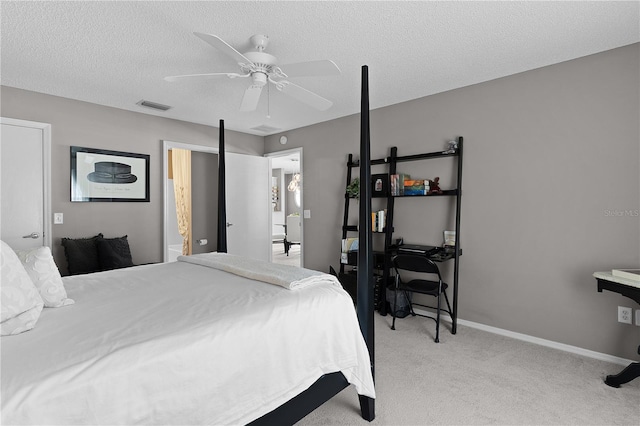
346;178;360;199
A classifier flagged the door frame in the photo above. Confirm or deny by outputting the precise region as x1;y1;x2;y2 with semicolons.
162;140;218;262
0;117;52;248
264;147;303;267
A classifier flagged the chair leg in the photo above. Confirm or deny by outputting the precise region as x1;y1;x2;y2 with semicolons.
434;283;443;343
407;290;416;316
391;287;399;330
443;290;453;317
442;291;453;319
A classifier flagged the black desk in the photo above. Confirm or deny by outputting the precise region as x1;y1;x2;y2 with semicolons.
379;245;460;317
594;272;640;388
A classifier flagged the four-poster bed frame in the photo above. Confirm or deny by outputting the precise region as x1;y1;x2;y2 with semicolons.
217;66;376;424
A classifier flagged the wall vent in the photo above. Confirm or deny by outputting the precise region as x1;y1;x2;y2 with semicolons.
136;99;172;111
251;124;281;133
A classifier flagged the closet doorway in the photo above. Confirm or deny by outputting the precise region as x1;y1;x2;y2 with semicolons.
265;148;303;268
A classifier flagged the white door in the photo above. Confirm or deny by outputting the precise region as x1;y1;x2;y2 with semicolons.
225;152;271;261
0;118;51;249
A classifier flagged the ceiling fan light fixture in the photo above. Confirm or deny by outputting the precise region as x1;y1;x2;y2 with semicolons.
252;72;268;87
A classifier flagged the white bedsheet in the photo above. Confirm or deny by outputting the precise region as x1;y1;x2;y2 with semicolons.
1;261;375;425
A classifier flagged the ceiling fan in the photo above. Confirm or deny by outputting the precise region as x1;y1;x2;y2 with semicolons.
165;33;341;112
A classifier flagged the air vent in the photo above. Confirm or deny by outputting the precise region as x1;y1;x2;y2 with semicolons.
251;124;281;133
136;100;172;111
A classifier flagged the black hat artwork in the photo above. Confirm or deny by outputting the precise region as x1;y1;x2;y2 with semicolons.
87;162;138;184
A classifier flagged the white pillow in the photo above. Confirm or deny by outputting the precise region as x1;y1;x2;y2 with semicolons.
1;240;44;336
15;246;74;308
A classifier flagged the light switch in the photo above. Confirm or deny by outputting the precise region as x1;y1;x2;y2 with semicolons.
303;210;311;219
54;213;63;224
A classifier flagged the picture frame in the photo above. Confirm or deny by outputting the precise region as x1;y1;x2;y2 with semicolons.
71;146;150;202
371;173;390;198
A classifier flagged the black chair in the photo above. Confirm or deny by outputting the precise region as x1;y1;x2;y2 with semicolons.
390;254;453;343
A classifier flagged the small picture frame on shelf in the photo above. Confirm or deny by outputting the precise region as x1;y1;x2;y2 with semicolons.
444;230;456;246
371;173;389;198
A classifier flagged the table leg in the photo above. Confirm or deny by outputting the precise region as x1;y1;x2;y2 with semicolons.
605;362;640;388
604;345;640;388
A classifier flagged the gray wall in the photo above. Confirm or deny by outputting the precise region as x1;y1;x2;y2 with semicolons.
265;44;640;359
191;151;218;255
0;86;263;274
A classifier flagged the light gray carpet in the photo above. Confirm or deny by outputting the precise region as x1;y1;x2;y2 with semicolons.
272;242;301;267
297;313;639;425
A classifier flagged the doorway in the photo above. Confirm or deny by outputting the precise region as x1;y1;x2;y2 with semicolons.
163;141;218;262
163;141;272;263
265;148;303;267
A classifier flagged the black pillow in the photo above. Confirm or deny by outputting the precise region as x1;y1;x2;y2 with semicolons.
61;233;103;275
97;235;134;271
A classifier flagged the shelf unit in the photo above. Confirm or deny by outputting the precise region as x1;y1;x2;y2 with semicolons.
339;137;463;333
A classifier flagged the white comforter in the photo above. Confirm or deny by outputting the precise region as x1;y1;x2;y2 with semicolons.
1;259;375;425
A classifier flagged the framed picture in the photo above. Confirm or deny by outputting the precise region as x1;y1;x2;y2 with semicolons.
370;173;390;198
71;146;150;202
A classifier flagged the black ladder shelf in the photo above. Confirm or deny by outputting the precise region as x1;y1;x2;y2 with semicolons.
339;137;463;334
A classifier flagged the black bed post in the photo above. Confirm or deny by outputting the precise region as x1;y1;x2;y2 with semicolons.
357;65;375;422
217;119;228;253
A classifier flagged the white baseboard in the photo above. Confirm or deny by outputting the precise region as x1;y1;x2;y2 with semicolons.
412;307;634;366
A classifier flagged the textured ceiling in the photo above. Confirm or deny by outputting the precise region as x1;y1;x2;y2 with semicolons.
1;1;638;136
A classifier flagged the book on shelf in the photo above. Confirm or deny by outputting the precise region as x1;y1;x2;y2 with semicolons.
390;174;411;196
403;179;430;196
341;237;359;253
611;269;640;281
371;209;386;232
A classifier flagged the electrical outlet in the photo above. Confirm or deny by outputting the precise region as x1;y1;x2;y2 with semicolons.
618;306;632;324
636;309;640;326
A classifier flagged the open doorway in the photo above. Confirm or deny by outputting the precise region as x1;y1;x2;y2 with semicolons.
164;141;272;263
163;141;218;262
265;148;303;267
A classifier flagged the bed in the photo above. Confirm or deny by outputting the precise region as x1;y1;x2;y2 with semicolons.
1;66;376;425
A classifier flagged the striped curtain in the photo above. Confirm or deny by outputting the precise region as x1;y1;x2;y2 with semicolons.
171;148;192;256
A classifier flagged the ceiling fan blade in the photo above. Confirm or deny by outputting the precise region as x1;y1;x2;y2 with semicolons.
275;80;333;111
279;60;341;78
194;32;253;66
239;85;263;111
164;72;247;82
